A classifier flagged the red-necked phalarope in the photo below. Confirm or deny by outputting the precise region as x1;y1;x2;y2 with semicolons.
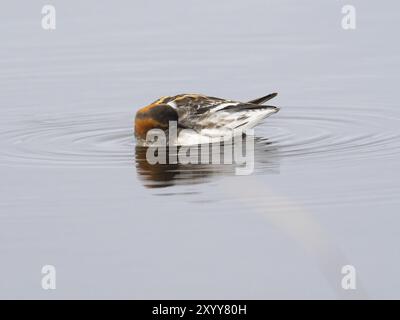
134;93;279;146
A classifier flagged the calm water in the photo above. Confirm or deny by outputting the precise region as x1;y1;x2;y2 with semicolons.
1;0;400;299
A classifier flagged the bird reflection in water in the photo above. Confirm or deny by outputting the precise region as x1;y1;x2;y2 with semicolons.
135;137;281;188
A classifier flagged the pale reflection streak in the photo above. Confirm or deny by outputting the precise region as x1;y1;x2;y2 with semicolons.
220;176;368;299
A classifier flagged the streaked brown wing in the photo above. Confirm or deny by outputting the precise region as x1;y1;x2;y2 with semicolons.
163;94;239;128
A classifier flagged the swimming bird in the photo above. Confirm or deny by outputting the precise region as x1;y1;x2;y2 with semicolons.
134;93;279;146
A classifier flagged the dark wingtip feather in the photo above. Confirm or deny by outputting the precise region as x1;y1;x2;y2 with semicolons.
247;92;278;105
220;103;279;112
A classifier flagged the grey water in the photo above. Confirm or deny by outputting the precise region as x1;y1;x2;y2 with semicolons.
1;0;400;299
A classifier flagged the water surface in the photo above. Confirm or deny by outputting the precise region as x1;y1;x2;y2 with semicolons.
1;0;400;299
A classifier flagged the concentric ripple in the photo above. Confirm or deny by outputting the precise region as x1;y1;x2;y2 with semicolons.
258;105;400;163
0;106;399;168
0;112;135;167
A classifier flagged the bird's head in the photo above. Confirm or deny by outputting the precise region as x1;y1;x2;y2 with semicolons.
134;102;178;141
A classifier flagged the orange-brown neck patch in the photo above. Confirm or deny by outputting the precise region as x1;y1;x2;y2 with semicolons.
135;117;166;139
